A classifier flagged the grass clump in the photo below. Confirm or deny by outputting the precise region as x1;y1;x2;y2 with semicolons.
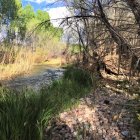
64;66;92;87
0;67;93;140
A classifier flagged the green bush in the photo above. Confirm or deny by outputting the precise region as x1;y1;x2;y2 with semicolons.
0;67;93;140
64;66;92;87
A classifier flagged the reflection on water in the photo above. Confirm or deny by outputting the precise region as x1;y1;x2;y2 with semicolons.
3;64;65;90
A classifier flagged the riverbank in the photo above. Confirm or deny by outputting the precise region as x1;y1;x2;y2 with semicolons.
0;56;66;81
0;67;93;140
2;66;65;90
0;39;66;81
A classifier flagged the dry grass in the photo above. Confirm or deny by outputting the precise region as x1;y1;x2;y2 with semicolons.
0;41;66;80
0;48;34;80
45;57;66;66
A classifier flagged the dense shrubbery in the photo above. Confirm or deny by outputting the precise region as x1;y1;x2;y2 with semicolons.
0;67;93;140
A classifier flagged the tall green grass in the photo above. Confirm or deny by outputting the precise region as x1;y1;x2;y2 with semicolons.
0;67;93;140
64;67;92;87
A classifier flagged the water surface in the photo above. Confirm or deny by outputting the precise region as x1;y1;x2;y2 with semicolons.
3;64;65;90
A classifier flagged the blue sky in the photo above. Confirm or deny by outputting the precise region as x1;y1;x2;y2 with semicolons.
22;0;70;27
22;0;64;11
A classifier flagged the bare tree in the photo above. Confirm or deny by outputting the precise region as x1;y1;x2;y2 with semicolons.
46;0;140;78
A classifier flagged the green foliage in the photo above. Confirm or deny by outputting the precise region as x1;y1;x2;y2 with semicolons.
36;10;50;22
19;4;35;22
0;0;21;21
16;5;62;40
0;88;43;140
0;0;63;41
12;4;35;40
0;67;93;140
64;66;92;87
26;10;51;32
70;44;82;53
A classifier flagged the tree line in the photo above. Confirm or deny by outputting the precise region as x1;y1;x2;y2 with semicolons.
0;0;62;44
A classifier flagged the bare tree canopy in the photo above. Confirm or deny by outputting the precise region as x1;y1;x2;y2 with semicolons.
58;0;140;79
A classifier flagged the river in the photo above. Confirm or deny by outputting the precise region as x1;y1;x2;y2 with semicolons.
2;64;65;90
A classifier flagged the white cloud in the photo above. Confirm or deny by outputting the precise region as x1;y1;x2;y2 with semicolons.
47;7;78;43
47;7;70;27
26;0;56;4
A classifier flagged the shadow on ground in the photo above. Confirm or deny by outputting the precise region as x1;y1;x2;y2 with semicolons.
44;79;140;140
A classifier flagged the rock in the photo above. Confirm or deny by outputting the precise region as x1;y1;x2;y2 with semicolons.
121;131;129;137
